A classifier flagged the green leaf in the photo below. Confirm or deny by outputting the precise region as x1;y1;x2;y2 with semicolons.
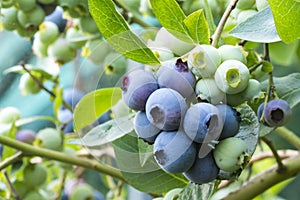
269;41;299;66
178;182;214;200
269;0;300;43
150;0;194;43
184;10;210;44
138;139;154;167
112;134;188;194
73;88;122;131
69;114;134;146
260;73;300;136
88;0;160;64
230;6;281;43
53;87;63;118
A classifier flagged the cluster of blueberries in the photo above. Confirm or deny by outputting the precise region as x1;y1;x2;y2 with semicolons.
121;55;244;184
121;42;292;184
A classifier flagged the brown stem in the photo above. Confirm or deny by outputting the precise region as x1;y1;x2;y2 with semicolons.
4;171;21;200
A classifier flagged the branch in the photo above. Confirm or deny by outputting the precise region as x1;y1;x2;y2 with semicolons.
223;154;300;200
275;127;300;150
211;0;239;47
0;135;126;182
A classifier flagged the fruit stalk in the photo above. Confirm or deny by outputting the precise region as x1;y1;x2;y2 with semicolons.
223;154;300;200
0;151;24;170
211;0;239;47
0;135;126;182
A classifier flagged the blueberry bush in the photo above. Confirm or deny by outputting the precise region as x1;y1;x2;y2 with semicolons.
0;0;300;199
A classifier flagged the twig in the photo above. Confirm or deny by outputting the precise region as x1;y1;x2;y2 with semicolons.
211;0;239;47
249;149;299;164
261;137;286;173
0;135;126;182
4;171;21;200
223;154;300;200
275;127;300;150
0;151;24;170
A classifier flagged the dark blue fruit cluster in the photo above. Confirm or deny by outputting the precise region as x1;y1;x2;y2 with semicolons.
121;58;242;184
257;99;292;127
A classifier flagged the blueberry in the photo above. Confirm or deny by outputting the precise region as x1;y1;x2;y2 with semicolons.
16;129;36;144
157;58;195;98
195;78;226;105
183;152;219;184
153;130;196;174
187;45;221;78
45;6;67;32
263;99;292;127
0;107;21;124
62;88;85;109
35;128;63;151
183;103;224;143
95;110;112;125
213;137;249;172
23;163;48;188
217;45;247;64
146;88;187;131
134;111;161;144
122;69;158;111
216;104;241;140
58;108;74;133
214;59;250;94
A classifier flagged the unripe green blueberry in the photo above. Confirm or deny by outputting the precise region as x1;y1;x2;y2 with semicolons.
37;0;56;4
35;128;63;151
1;0;16;8
195;78;225;104
59;0;89;18
151;47;174;62
78;15;99;33
237;9;258;24
256;0;269;11
66;27;87;49
24;190;46;200
103;53;127;75
82;39;113;65
17;6;46;28
16;0;36;12
19;73;41;95
38;21;59;45
213;137;249;172
0;7;19;31
218;45;247;64
47;38;76;64
164;188;182;200
23;163;47;188
226;79;264;106
13;180;28;198
214;59;250;94
15;22;37;37
0;107;21;124
69;183;94;200
188;44;221;78
236;0;256;10
32;33;49;57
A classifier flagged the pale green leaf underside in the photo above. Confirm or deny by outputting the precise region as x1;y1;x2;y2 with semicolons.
178;182;214;200
73;88;122;132
269;0;300;43
69;114;134;146
260;73;300;136
88;0;159;64
230;6;281;43
184;10;210;44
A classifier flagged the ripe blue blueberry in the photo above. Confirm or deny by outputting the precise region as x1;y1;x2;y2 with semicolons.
45;6;67;32
62;88;85;109
16;129;36;144
183;103;224;143
183;152;219;184
216;104;241;140
146;88;187;131
263;99;292;127
134;111;161;144
153;130;196;174
122;69;159;111
157;58;195;98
